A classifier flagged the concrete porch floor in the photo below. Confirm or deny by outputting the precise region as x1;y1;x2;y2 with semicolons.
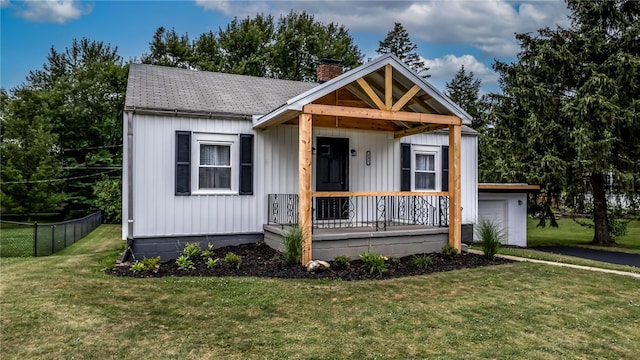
264;224;449;261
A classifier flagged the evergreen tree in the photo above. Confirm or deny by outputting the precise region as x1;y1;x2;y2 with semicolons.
487;0;640;243
445;65;483;127
377;22;429;76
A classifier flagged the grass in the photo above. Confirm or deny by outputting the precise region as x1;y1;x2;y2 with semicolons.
0;222;34;257
527;217;640;252
2;225;640;359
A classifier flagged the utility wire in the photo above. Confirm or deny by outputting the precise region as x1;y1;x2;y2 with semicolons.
1;169;120;185
62;144;122;151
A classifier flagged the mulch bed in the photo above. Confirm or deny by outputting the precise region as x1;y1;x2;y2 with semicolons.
106;242;513;281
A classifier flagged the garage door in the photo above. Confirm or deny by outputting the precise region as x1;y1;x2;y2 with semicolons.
478;200;508;243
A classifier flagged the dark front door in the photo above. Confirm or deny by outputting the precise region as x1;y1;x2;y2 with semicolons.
316;137;349;220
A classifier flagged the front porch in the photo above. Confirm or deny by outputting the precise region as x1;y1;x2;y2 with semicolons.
253;55;467;263
265;192;450;260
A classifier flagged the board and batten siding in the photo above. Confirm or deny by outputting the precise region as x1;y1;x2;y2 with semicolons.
123;115;478;239
123;114;264;239
405;130;478;224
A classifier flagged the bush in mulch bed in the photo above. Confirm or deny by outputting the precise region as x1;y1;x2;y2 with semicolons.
106;242;513;281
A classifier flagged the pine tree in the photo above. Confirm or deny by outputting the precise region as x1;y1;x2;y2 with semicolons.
377;22;429;76
487;0;640;244
445;65;483;126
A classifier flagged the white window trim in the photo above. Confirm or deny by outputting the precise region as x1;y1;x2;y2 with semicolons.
192;133;238;195
411;145;440;191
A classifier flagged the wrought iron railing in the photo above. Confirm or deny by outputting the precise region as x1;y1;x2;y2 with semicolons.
267;193;449;230
267;194;299;228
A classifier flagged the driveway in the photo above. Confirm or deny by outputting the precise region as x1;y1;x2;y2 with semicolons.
535;246;640;268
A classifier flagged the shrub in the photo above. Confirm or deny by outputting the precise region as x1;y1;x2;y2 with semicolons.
476;219;504;260
224;252;242;269
181;242;202;259
130;261;145;272
93;176;122;224
130;256;161;273
201;243;215;259
206;257;219;269
141;256;161;271
412;254;433;269
360;251;389;276
176;255;195;271
283;227;303;265
441;244;459;258
333;255;351;269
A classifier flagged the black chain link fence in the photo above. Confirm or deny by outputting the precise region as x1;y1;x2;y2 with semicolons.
0;211;102;257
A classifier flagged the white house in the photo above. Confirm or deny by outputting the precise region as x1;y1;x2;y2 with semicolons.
122;54;479;261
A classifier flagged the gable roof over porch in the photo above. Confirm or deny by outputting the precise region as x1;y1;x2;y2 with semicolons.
253;54;473;137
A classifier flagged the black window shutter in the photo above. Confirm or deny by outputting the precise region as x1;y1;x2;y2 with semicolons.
239;134;254;195
442;145;449;192
175;131;191;195
401;143;411;191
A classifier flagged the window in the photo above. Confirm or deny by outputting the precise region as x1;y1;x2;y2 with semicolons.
199;143;231;189
400;144;448;192
414;152;436;190
175;131;253;196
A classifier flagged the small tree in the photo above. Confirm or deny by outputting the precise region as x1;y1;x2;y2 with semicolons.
93;176;121;224
377;22;429;76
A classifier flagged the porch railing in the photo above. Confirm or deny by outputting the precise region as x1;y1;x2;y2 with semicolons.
267;192;449;231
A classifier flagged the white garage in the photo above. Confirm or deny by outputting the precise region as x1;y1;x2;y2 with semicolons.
477;184;540;247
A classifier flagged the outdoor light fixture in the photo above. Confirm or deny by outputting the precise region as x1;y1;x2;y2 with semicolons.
366;150;371;166
518;200;523;206
351;149;357;156
312;147;316;154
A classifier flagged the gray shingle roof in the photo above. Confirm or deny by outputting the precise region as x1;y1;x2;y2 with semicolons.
125;64;319;115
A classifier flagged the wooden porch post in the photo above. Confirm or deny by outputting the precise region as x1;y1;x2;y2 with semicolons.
299;113;313;264
448;124;462;252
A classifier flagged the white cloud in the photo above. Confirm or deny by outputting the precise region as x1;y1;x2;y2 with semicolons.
16;0;91;24
422;54;498;84
195;0;571;58
0;0;10;8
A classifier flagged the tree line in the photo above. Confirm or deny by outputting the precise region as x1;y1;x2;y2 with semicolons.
2;2;639;245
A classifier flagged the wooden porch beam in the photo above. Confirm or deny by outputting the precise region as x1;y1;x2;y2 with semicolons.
448;124;462;252
392;84;422;111
298;113;313;264
303;104;462;125
393;123;448;138
356;78;386;110
385;64;393;110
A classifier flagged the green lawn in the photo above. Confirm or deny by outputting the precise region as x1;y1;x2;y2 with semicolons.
1;225;639;359
527;217;640;252
0;222;34;257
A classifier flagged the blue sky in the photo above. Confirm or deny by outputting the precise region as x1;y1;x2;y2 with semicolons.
1;0;571;93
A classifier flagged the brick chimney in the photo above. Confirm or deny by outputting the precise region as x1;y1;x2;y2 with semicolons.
316;59;343;83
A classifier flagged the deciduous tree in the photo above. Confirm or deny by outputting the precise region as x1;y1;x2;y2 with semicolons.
1;88;64;219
